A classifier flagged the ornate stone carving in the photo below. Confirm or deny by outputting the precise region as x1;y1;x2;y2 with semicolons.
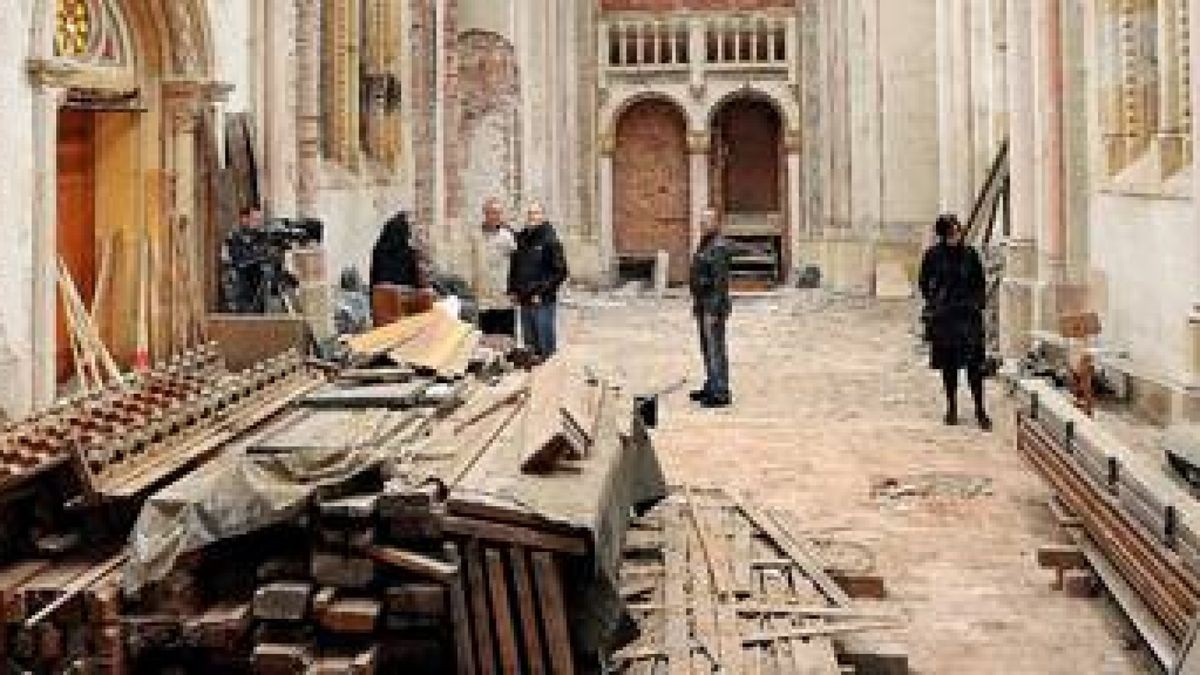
166;0;202;77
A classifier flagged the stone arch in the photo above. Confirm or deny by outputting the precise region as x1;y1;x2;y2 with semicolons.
601;88;700;140
706;90;791;285
612;96;692;284
703;85;796;134
455;29;522;234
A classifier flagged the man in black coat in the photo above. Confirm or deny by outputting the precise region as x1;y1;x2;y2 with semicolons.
918;213;992;430
508;201;569;359
689;208;734;408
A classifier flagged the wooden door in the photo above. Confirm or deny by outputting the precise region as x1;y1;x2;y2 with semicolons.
56;110;97;383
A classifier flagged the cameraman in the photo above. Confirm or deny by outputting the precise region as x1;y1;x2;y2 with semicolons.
220;207;266;313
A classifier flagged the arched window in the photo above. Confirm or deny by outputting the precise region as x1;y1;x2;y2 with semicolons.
54;0;131;67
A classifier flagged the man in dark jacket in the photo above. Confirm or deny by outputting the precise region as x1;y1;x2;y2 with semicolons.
689;208;734;407
508;201;569;359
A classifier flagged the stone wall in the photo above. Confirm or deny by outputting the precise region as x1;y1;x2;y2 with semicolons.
0;3;36;415
456;30;521;235
601;0;792;10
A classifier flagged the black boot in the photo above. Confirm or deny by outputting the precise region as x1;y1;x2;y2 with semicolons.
941;367;959;426
968;365;991;431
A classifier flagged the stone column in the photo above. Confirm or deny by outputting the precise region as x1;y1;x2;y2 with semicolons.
1190;0;1200;390
937;0;974;214
1001;0;1037;359
29;86;60;409
688;131;710;253
295;0;320;218
1033;0;1068;332
598;134;615;284
786;131;803;278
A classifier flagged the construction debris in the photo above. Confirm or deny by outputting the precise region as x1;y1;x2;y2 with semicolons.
1015;379;1200;671
610;486;906;674
340;308;480;378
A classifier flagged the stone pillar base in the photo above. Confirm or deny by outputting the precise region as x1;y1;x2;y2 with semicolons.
1000;279;1035;359
1189;307;1200;389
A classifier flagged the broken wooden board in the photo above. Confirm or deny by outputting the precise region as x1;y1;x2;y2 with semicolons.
609;486;906;673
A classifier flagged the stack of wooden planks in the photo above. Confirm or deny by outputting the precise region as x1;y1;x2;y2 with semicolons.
611;487;906;674
1014;379;1200;671
0;343;671;673
235;476;589;674
341;309;481;379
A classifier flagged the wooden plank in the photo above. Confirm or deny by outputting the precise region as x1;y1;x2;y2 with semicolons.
443;543;477;675
732;492;853;607
358;544;458;582
789;636;841;675
741;621;902;644
732;507;755;596
464;540;497;675
662;503;690;672
485;548;521;675
531;551;575;675
439;515;588;556
509;547;547;675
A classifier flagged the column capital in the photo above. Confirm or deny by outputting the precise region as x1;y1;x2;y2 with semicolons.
783;130;803;154
687;131;710;154
598;132;617;156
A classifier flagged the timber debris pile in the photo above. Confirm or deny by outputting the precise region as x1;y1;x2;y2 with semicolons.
0;308;904;673
1015;379;1200;672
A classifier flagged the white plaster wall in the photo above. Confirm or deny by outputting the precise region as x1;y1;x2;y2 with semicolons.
205;0;256;113
1091;193;1200;383
458;0;513;42
0;2;37;416
314;175;408;283
880;0;940;235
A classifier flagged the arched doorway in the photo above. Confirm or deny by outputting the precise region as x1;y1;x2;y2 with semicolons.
613;98;690;284
34;0;218;395
709;96;786;286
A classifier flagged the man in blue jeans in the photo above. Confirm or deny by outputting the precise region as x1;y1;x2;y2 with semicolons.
689;208;734;408
508;201;569;360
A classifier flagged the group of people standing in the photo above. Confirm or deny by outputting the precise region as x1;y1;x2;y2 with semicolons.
369;200;991;429
470;198;569;361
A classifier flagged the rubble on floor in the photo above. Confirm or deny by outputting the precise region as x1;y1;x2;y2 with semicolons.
611;486;906;674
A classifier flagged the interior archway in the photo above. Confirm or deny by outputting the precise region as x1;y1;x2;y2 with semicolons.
709;95;786;286
48;0;215;387
613;98;691;284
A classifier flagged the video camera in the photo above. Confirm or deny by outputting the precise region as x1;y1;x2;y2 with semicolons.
219;217;324;314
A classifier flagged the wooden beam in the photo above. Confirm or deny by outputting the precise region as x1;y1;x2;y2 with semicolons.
531;551;575;675
485;549;521;675
464;540;496;675
358;544;457;582
439;515;587;556
509;547;547;675
731;492;852;607
443;543;477;675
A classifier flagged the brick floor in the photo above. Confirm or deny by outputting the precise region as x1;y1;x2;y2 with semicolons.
561;290;1153;674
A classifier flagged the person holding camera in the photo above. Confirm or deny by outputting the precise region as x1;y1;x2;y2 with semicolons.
918;213;992;431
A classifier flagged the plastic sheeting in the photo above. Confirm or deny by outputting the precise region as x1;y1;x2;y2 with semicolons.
124;408;419;594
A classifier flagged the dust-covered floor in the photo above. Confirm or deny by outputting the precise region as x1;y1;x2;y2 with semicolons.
560;289;1154;675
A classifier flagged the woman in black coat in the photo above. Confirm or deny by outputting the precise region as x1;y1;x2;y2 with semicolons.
918;213;992;431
